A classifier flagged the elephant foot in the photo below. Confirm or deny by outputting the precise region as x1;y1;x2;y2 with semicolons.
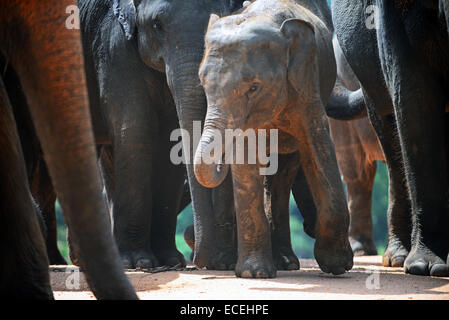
349;235;378;256
121;249;159;270
404;244;449;277
235;253;277;278
273;246;300;270
382;238;409;267
184;224;237;270
153;247;186;268
314;237;353;275
205;248;237;270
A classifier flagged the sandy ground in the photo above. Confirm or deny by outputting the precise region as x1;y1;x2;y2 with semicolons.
50;256;449;300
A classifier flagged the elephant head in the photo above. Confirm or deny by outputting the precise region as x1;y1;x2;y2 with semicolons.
112;0;245;267
195;14;315;187
113;0;245;119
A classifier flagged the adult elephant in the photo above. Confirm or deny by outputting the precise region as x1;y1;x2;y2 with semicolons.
78;0;245;270
332;0;449;276
0;0;137;299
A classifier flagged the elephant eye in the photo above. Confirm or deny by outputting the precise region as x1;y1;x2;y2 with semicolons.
247;83;260;95
152;18;163;31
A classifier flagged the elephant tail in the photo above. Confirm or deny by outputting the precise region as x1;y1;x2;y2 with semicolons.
325;78;367;120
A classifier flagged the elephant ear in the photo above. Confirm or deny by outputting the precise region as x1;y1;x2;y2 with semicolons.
208;14;220;30
280;18;319;101
113;0;137;40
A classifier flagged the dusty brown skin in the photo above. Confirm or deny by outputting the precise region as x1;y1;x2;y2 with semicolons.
195;0;353;278
0;0;136;299
330;118;384;256
1;51;67;266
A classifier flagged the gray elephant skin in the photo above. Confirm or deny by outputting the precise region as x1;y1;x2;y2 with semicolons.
332;0;449;276
77;0;248;270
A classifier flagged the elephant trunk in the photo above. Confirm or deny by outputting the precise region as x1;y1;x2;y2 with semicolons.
194;124;230;189
169;59;220;268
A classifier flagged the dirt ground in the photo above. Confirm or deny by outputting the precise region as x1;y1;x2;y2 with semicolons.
50;256;449;300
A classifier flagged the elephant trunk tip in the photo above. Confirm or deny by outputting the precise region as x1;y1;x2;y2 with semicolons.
194;158;228;189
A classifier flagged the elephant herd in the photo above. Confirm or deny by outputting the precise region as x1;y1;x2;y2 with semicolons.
1;0;449;300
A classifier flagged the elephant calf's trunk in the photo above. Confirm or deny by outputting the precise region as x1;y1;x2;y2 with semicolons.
194;127;230;188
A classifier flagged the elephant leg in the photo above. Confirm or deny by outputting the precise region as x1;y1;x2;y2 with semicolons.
393;87;448;276
68;145;114;267
0;77;53;299
179;180;191;214
180;120;236;270
1;50;66;266
206;173;237;270
330;118;377;256
5;0;136;299
67;146;114;267
291;163;317;239
232;162;276;278
150;117;186;267
267;152;300;270
345;161;378;256
112;120;159;269
377;2;449;276
367;106;411;267
289;101;353;275
30;159;67;265
181;176;237;270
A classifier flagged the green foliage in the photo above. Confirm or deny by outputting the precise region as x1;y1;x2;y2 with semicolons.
175;204;194;260
371;162;389;255
55;201;70;263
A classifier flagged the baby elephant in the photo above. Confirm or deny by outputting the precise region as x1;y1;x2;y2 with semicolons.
194;0;353;278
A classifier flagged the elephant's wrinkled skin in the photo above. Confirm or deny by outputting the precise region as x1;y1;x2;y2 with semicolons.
1;53;67;266
332;0;449;276
195;0;353;278
78;0;247;270
329;36;384;256
0;0;137;299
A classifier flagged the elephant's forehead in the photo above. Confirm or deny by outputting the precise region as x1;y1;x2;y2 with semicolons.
205;23;286;66
200;48;284;92
206;14;281;46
